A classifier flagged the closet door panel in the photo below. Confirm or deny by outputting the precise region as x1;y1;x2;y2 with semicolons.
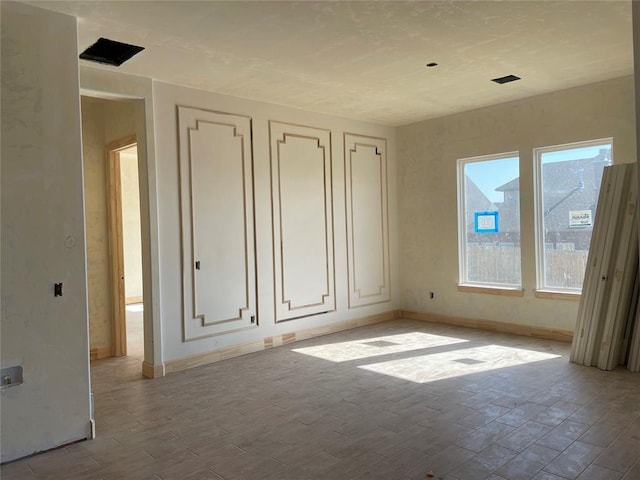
270;122;335;321
179;107;256;340
344;134;390;308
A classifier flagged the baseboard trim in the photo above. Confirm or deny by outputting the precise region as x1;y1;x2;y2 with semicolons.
89;346;112;361
400;309;573;343
126;296;143;305
142;360;165;379
164;309;401;375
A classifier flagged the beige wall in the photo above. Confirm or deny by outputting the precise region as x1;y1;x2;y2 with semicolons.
104;100;137;145
120;151;143;300
152;81;399;362
1;2;91;462
80;97;136;351
81;97;110;350
398;76;636;332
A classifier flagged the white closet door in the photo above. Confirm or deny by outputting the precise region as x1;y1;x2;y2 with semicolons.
178;106;257;340
344;134;390;308
270;122;335;322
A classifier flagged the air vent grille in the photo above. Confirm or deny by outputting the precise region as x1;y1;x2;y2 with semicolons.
491;74;521;84
80;38;144;66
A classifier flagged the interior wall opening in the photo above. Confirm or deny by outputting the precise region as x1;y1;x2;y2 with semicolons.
81;95;146;374
120;145;144;357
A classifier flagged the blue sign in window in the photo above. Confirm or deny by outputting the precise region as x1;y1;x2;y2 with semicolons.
474;211;499;233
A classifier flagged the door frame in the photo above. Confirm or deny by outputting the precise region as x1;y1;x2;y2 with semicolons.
106;135;137;357
80;68;164;378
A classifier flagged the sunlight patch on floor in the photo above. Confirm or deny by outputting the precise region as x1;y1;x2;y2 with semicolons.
358;344;561;383
292;332;468;362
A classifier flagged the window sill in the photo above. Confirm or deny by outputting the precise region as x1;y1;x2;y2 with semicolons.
457;284;524;297
534;290;581;300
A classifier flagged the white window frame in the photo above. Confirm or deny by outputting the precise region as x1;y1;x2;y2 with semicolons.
533;138;613;293
457;151;521;289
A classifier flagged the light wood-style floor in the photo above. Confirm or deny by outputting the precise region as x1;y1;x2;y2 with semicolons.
2;318;640;480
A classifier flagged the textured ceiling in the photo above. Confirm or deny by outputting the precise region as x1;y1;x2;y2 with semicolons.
28;1;633;126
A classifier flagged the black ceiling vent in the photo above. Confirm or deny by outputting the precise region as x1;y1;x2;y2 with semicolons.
491;74;521;85
79;38;144;66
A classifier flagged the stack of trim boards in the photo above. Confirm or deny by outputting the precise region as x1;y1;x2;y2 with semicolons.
628;300;640;372
571;163;639;372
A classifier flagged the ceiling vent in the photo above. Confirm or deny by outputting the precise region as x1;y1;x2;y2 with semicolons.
79;38;144;66
491;74;521;85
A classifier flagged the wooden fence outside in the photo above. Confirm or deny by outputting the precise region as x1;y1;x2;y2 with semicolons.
466;244;588;289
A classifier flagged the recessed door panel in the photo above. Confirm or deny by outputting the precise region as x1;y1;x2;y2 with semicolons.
270;122;335;321
344;134;390;307
178;106;256;340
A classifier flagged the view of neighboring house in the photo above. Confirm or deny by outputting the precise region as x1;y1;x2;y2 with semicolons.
464;175;499;244
466;148;611;251
537;148;611;250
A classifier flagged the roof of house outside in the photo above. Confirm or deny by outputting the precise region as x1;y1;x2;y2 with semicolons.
495;177;519;192
464;175;496;230
496;149;611;235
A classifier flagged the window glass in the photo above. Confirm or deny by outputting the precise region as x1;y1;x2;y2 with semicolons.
535;140;612;291
458;154;521;287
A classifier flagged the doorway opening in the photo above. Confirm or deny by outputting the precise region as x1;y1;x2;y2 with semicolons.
81;95;146;371
106;138;144;358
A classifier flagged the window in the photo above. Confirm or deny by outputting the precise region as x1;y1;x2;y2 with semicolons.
457;153;521;288
534;139;612;292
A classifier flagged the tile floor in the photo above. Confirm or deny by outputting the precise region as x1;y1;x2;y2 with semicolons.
2;319;640;480
125;303;144;358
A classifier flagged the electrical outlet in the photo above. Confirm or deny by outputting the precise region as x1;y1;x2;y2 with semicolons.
1;366;23;389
